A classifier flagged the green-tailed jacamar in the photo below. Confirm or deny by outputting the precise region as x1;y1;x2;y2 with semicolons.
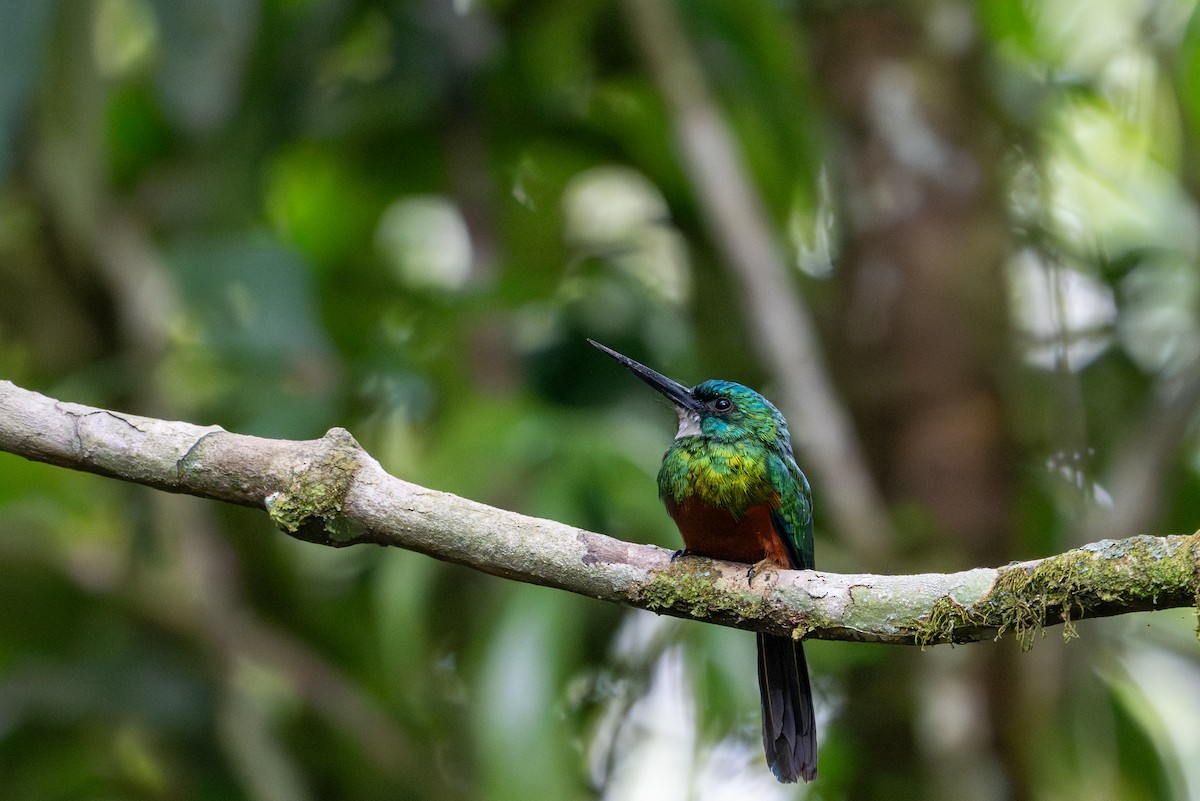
590;340;817;783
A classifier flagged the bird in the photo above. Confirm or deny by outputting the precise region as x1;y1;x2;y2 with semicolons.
589;339;817;783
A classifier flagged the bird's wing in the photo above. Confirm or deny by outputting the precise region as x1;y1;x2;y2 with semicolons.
768;452;814;570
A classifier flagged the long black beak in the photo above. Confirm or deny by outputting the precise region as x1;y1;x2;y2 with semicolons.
588;339;702;411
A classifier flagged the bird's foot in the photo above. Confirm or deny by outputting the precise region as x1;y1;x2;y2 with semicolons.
746;558;777;587
670;548;692;561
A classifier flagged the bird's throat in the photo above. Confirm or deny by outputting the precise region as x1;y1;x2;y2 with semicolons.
675;408;702;439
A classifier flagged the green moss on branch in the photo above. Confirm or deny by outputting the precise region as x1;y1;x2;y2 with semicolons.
638;557;770;624
915;533;1200;648
265;428;366;545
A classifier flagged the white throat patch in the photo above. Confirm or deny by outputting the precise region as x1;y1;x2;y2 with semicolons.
674;409;702;439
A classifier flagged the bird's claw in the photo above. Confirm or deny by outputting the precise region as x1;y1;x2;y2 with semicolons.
747;558;776;587
671;548;691;561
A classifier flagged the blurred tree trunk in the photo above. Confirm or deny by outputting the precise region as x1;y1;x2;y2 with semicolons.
805;6;1023;800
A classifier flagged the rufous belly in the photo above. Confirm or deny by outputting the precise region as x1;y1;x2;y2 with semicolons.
664;497;790;566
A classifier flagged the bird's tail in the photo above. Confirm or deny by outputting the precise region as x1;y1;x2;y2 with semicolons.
757;632;817;782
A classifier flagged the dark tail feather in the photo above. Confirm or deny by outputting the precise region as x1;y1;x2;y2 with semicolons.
757;632;817;782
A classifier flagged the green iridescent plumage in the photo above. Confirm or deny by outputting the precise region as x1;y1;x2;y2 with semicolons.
657;380;814;569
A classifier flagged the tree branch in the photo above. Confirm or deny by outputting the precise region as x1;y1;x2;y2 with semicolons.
1;379;1197;646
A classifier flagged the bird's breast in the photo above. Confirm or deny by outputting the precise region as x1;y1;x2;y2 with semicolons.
659;440;774;506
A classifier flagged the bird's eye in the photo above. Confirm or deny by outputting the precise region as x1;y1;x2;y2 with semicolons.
711;398;733;413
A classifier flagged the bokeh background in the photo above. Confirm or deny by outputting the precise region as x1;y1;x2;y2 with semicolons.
2;1;1200;799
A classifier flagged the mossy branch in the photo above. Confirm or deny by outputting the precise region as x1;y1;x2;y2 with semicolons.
1;379;1197;646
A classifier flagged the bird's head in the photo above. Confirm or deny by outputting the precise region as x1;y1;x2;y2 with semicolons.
589;340;791;447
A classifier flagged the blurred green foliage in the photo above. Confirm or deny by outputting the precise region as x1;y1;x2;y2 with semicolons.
2;1;1200;799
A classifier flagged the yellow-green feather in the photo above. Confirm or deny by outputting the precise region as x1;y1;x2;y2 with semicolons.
658;438;776;516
